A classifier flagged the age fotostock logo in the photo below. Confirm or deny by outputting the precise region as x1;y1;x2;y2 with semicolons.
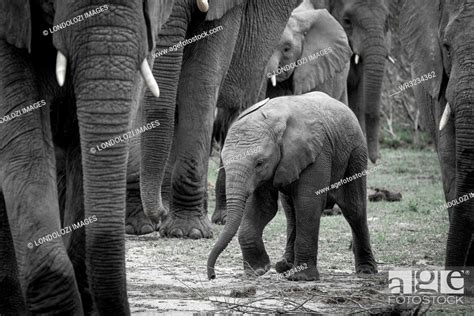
388;270;465;305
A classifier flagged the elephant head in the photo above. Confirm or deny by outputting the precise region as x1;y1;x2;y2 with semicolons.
311;0;390;163
266;8;351;97
401;0;474;270
207;97;327;279
0;0;174;313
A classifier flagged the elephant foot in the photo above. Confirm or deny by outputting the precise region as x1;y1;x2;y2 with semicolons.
211;206;227;225
275;257;294;274
125;208;156;235
356;262;378;275
287;264;320;281
243;259;271;277
159;213;213;239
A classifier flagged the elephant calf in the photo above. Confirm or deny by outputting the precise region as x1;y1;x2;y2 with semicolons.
207;92;377;280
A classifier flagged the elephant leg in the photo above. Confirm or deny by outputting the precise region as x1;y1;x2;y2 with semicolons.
287;157;332;282
1;139;83;314
275;193;296;274
0;45;82;313
212;159;227;225
238;184;279;277
337;147;377;274
0;192;27;314
160;18;241;239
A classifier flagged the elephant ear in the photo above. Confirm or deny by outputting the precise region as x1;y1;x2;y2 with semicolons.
205;0;246;21
272;102;324;187
400;0;443;99
292;9;352;95
0;0;32;52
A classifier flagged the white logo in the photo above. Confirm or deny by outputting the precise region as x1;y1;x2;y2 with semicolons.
388;270;465;305
388;270;464;294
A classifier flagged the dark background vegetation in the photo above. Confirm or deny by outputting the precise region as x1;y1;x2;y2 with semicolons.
381;0;433;150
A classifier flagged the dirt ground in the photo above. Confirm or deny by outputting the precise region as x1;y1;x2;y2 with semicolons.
125;149;474;315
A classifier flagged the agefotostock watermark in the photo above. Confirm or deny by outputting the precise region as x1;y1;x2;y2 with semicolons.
43;5;109;36
388;270;466;305
153;26;223;58
315;164;383;196
90;120;160;153
27;215;97;249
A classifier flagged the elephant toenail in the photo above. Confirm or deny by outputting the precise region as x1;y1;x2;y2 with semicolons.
169;228;184;238
140;224;154;235
125;224;136;235
255;268;267;276
189;228;203;239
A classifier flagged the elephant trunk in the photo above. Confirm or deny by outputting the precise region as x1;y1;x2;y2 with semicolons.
207;170;248;279
446;68;474;269
140;5;189;223
72;32;141;314
361;33;387;163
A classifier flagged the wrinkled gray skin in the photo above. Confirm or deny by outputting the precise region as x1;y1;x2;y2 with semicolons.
311;0;391;164
212;6;352;226
265;8;351;104
139;0;302;239
0;0;174;314
401;0;474;291
207;92;377;280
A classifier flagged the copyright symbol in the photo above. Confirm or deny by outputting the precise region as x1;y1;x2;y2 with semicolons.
90;147;96;154
42;30;49;36
27;243;33;249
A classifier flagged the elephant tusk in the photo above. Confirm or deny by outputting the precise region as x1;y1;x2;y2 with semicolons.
387;55;396;64
140;59;160;98
439;103;451;131
271;75;277;87
197;0;209;12
354;54;360;65
56;51;67;87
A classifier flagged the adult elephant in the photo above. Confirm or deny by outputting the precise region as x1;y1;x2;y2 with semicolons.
400;0;474;286
0;0;175;314
265;8;352;103
211;6;351;224
140;0;301;238
311;0;391;163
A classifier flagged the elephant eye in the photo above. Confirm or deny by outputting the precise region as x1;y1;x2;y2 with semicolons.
342;17;351;27
255;160;264;168
443;43;451;56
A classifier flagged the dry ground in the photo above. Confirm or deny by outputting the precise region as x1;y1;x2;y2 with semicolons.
125;148;474;315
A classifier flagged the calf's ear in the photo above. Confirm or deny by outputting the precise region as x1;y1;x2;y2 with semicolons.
273;108;324;188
